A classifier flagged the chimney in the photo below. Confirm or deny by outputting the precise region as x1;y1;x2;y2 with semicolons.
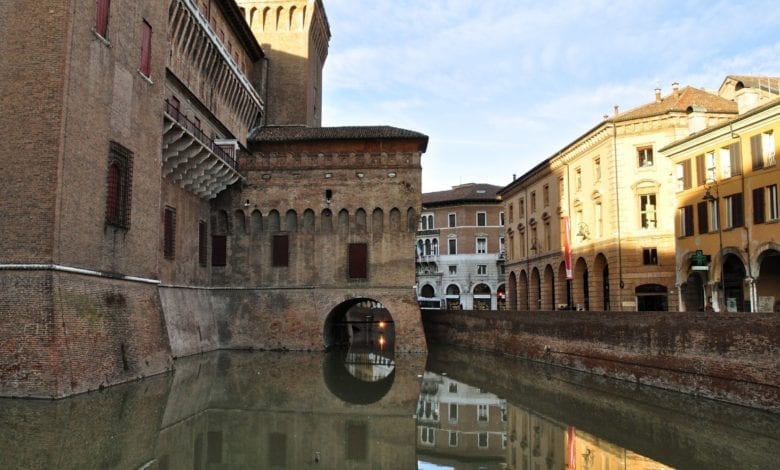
513;174;516;181
655;87;662;102
613;105;619;116
672;82;679;95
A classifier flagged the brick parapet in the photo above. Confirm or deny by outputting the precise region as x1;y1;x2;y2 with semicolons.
422;309;780;411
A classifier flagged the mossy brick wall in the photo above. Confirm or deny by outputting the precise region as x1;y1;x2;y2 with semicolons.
422;310;780;411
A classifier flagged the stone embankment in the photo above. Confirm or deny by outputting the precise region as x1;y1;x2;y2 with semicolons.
421;310;780;412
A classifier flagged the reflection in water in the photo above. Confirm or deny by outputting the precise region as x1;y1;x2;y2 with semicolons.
1;345;778;469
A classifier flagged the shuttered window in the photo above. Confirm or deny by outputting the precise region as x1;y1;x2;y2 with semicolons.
680;205;694;237
212;236;226;267
139;20;152;77
163;207;176;259
272;235;289;267
751;134;764;170
695;154;705;187
753;187;765;224
726;193;744;228
95;0;111;38
348;243;368;279
697;201;708;234
105;142;133;228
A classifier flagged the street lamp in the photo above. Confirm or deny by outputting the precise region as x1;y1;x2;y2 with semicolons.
702;181;724;312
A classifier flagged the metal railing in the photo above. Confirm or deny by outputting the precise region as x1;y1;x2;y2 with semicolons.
164;99;238;170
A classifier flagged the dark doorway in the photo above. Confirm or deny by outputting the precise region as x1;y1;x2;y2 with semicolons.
722;254;746;312
636;284;668;311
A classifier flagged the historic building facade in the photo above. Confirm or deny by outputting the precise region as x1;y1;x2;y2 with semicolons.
499;84;738;312
415;184;506;310
0;0;427;398
663;88;780;313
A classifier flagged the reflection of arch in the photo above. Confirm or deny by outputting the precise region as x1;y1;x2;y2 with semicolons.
421;284;435;298
508;272;517;311
543;265;555;310
530;267;541;310
518;270;529;311
323;350;395;405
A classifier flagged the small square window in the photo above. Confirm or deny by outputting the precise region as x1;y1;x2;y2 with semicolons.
642;248;658;265
448;265;457;274
477;265;487;275
476;212;486;226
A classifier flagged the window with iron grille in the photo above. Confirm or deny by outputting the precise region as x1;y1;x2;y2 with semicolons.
163;207;176;259
105;141;133;228
199;221;208;266
95;0;111;39
348;243;368;279
212;235;226;267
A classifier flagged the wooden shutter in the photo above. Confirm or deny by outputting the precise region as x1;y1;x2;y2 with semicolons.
697;201;708;234
750;134;764;170
212;235;226;266
695;154;705;186
140;20;152;76
683;206;694;237
729;142;742;176
272;235;289;267
753;187;765;224
732;193;744;228
348;243;368;279
682;160;692;190
95;0;110;38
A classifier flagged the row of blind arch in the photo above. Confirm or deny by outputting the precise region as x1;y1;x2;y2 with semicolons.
213;207;419;235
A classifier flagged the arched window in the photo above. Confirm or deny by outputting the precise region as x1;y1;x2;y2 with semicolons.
303;209;315;232
286;209;298;232
421;284;435;298
320;208;332;232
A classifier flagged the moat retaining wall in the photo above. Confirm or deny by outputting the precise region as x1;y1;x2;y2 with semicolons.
421;310;780;411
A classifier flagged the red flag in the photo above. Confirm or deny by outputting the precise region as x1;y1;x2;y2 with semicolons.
563;216;572;279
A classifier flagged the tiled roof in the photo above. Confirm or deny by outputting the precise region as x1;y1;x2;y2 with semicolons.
723;75;780;95
249;125;429;144
613;86;737;122
422;183;503;206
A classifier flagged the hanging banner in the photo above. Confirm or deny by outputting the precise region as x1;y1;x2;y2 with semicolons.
563;216;572;279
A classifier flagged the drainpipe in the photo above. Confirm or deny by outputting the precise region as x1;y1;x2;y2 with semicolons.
611;122;624;309
741;166;757;311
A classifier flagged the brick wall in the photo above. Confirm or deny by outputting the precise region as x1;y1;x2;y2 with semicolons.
422;309;780;411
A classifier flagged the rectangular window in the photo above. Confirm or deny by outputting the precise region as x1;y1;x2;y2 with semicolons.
448;213;456;227
477;404;489;422
530;191;537;212
420;213;433;230
640;194;657;229
642;247;658;265
211;235;226;267
478;432;488;448
449;403;458;422
198;220;207;266
595;202;603;238
705;151;717;183
163;206;176;259
348;243;367;278
448;238;457;255
680;205;694;237
709;199;720;231
139;20;152;77
449;431;458;447
421;427;435;446
476;237;487;254
543;184;550;207
753;187;766;224
725;193;744;228
476;212;486;226
499;211;505;226
594;157;601;181
544;221;550;251
768;184;779;221
721;142;742;178
499;237;505;255
695;154;706;187
638;146;654;167
697;201;709;234
95;0;111;38
750;131;775;170
477;265;487;275
676;160;691;191
272;234;289;267
575;167;582;191
519;199;525;218
448;265;457;274
105;141;133;228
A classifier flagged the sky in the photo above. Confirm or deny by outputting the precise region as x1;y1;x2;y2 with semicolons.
319;0;780;192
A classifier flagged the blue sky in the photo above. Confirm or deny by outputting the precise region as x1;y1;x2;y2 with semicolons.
320;0;780;192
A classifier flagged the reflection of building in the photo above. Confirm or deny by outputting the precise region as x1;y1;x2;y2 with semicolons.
505;405;673;470
415;184;506;310
499;83;739;312
417;372;507;469
663;78;780;312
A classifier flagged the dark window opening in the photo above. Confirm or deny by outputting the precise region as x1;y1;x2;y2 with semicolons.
198;221;207;266
325;189;333;201
680;205;694;237
163;207;176;259
212;235;226;267
348;243;368;279
272;234;289;267
753;187;766;224
642;248;658;265
697;201;709;234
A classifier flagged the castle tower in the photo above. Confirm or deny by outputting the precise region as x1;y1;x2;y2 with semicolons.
236;0;331;127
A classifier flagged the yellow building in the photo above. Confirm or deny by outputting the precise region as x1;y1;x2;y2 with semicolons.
499;84;737;311
662;87;780;312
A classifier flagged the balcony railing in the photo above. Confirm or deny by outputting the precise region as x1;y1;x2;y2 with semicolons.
164;99;237;170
